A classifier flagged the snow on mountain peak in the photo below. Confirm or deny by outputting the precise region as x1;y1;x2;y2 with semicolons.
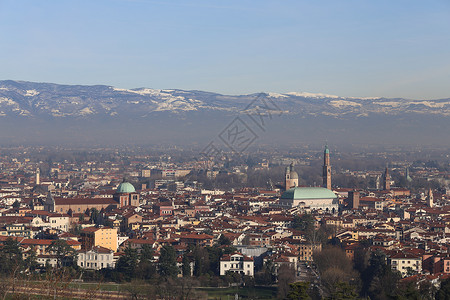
267;92;289;98
25;90;39;97
286;92;340;99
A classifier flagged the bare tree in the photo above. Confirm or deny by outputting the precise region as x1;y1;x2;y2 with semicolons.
313;246;357;296
277;264;296;299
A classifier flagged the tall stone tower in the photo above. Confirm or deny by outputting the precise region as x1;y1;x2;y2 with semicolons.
285;163;299;190
36;167;40;185
383;166;391;190
322;145;331;190
427;188;434;208
405;167;412;184
348;190;360;209
44;191;55;212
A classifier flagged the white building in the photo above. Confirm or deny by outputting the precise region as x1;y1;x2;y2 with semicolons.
30;213;70;232
77;246;115;270
220;252;254;277
389;252;422;277
36;255;58;268
48;213;70;231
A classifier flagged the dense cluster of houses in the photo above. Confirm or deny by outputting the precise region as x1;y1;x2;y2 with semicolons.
0;150;449;287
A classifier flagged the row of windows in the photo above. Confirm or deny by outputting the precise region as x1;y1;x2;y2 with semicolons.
230;257;243;261
80;262;112;268
393;266;419;270
223;263;251;269
80;254;111;261
59;207;104;212
393;260;418;264
227;270;252;276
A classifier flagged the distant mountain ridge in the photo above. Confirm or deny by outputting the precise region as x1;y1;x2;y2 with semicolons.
0;80;448;146
0;80;449;118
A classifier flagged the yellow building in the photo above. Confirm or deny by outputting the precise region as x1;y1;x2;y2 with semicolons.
80;226;118;252
298;242;322;261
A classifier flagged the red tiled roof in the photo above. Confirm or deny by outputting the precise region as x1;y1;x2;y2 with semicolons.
55;198;117;205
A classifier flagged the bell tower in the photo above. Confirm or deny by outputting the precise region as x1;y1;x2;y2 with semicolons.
285;163;299;190
427;188;434;208
322;145;331;190
383;166;391;190
36;167;40;185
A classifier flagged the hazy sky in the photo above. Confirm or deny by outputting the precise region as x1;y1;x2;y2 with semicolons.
1;0;450;99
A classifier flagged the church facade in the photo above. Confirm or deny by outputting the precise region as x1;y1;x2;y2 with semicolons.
42;181;139;214
280;145;337;211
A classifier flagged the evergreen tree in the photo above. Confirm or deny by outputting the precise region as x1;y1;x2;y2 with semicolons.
139;244;154;261
218;234;231;246
0;237;23;275
193;246;210;276
287;282;311;300
326;282;359;300
206;245;222;275
24;248;39;272
182;254;191;277
46;239;77;267
116;246;139;280
360;250;401;300
136;244;156;280
89;208;99;224
158;245;178;278
293;213;315;231
436;277;450;300
12;200;20;209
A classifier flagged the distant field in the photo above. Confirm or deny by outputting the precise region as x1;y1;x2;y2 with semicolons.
14;281;278;299
198;286;277;299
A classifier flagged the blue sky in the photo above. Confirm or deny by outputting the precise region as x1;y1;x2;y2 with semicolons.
1;0;450;99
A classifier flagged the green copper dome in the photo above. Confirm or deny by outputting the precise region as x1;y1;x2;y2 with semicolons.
281;187;336;200
117;182;136;193
324;145;329;154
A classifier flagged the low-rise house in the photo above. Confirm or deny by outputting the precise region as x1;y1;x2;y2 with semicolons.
220;252;254;276
389;252;422;277
179;233;214;247
77;246;116;270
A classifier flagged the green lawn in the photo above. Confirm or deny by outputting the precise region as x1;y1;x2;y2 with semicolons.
198;286;277;299
68;281;122;292
17;281;278;299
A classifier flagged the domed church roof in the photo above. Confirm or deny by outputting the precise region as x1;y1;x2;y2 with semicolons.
290;171;299;179
281;187;336;200
117;182;136;193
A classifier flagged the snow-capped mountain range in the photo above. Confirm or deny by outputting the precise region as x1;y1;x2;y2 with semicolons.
0;80;448;146
0;80;449;118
